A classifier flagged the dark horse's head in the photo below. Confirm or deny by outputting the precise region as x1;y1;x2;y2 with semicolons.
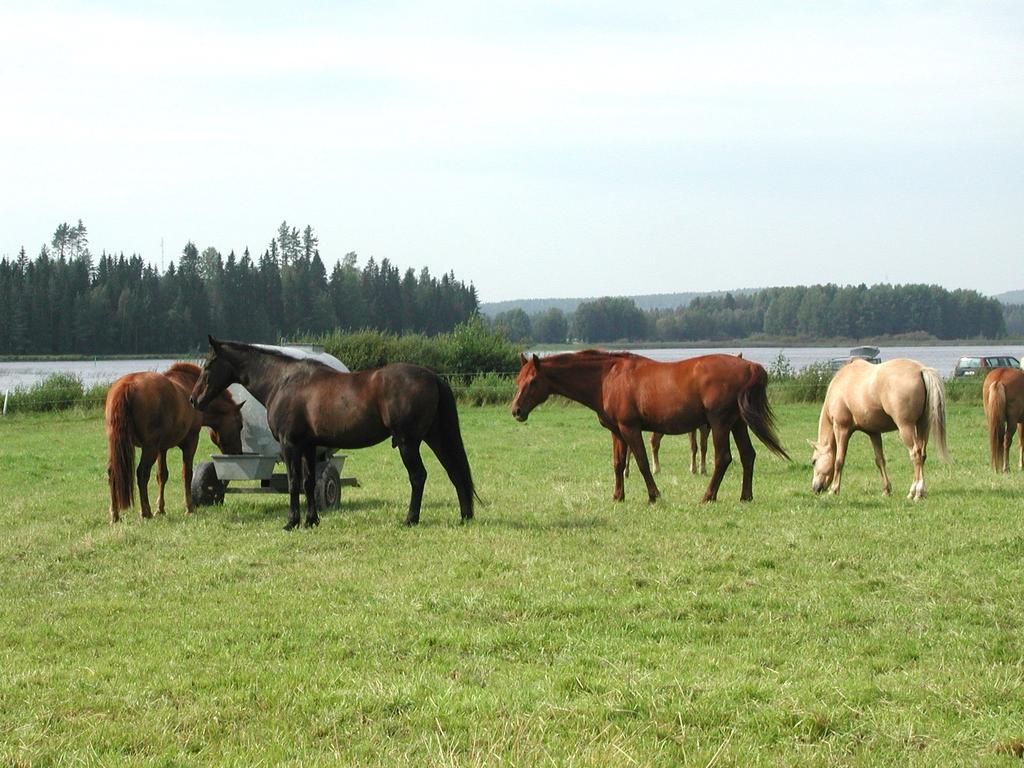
190;336;239;411
511;353;551;422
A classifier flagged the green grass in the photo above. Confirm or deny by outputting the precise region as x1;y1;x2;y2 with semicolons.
2;401;1024;766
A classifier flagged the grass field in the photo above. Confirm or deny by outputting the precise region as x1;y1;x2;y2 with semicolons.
1;400;1023;766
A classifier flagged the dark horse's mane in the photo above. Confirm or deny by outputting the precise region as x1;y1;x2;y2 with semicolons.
217;341;336;372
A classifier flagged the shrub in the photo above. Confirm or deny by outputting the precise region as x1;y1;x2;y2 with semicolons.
8;373;89;413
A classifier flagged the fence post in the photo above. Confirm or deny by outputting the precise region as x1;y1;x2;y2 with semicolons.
2;389;8;416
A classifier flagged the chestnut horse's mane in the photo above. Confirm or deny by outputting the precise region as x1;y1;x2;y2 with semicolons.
163;362;238;410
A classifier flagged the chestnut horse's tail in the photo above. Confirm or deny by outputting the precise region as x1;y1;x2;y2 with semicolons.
921;367;949;461
738;364;790;460
105;381;136;512
985;378;1006;471
427;376;478;519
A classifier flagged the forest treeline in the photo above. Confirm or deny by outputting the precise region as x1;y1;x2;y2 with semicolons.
493;284;1010;343
0;221;479;354
0;220;1016;354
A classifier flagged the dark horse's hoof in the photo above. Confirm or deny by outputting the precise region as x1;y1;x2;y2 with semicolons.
283;519;300;531
304;517;320;528
403;518;419;527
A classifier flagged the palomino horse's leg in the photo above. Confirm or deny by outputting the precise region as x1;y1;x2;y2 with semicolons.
611;435;628;501
156;450;169;515
698;425;709;475
180;434;199;515
730;421;756;501
650;433;663;474
282;444;303;531
897;423;926;499
828;427;852;495
868;433;892;496
701;420;733;503
619;426;660;502
136;445;158;519
397;438;428;525
302;444;320;528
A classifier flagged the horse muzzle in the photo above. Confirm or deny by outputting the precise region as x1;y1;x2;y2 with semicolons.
512;407;528;422
811;481;824;494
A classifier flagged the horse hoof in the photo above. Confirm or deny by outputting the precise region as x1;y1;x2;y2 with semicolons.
403;518;419;526
304;518;320;528
283;520;299;531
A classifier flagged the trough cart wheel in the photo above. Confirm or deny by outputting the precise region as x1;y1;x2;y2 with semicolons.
191;461;227;507
315;462;342;511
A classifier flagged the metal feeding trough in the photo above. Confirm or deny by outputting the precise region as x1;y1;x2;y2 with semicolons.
190;343;358;510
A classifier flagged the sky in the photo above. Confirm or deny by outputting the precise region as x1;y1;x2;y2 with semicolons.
1;1;1021;303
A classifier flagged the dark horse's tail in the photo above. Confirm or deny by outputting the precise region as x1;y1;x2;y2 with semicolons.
427;376;477;520
738;364;790;460
105;381;136;514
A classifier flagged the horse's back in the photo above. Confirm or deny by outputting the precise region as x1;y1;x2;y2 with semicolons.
107;371;195;447
829;358;931;431
615;353;757;430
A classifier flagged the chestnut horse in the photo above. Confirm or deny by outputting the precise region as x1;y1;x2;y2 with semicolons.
626;427;710;477
810;359;947;499
105;363;243;523
983;367;1024;472
190;337;476;529
511;351;789;503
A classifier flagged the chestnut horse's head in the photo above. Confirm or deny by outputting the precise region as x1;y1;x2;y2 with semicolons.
206;398;245;455
190;336;239;411
511;353;550;422
809;440;835;493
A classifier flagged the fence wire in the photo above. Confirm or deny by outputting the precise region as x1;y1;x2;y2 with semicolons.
1;372;985;415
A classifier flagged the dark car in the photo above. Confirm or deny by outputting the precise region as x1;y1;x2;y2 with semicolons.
952;355;1020;377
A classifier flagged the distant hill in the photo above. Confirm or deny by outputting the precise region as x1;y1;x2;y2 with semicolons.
996;290;1024;305
480;289;757;317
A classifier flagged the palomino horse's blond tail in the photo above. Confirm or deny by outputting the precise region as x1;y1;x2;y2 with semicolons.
985;379;1007;471
105;382;135;511
921;367;948;461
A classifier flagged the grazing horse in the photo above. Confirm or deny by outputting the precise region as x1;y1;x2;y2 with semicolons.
189;337;476;529
983;367;1024;472
810;359;947;499
105;363;243;523
511;351;789;503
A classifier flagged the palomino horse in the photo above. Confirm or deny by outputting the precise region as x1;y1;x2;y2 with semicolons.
511;351;789;503
983;367;1024;472
190;337;476;529
810;359;947;499
105;363;243;523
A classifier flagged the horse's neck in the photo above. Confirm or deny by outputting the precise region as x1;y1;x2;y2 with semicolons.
544;357;612;411
229;348;287;406
817;397;836;449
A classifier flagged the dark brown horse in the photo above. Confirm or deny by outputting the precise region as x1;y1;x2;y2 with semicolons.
511;351;789;502
983;367;1024;472
105;363;243;523
189;337;476;529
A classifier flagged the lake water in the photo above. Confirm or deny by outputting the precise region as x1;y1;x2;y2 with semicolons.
2;344;1022;391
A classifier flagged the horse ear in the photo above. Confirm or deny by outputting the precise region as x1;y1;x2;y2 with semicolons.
519;352;528;365
531;354;540;366
208;335;221;350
